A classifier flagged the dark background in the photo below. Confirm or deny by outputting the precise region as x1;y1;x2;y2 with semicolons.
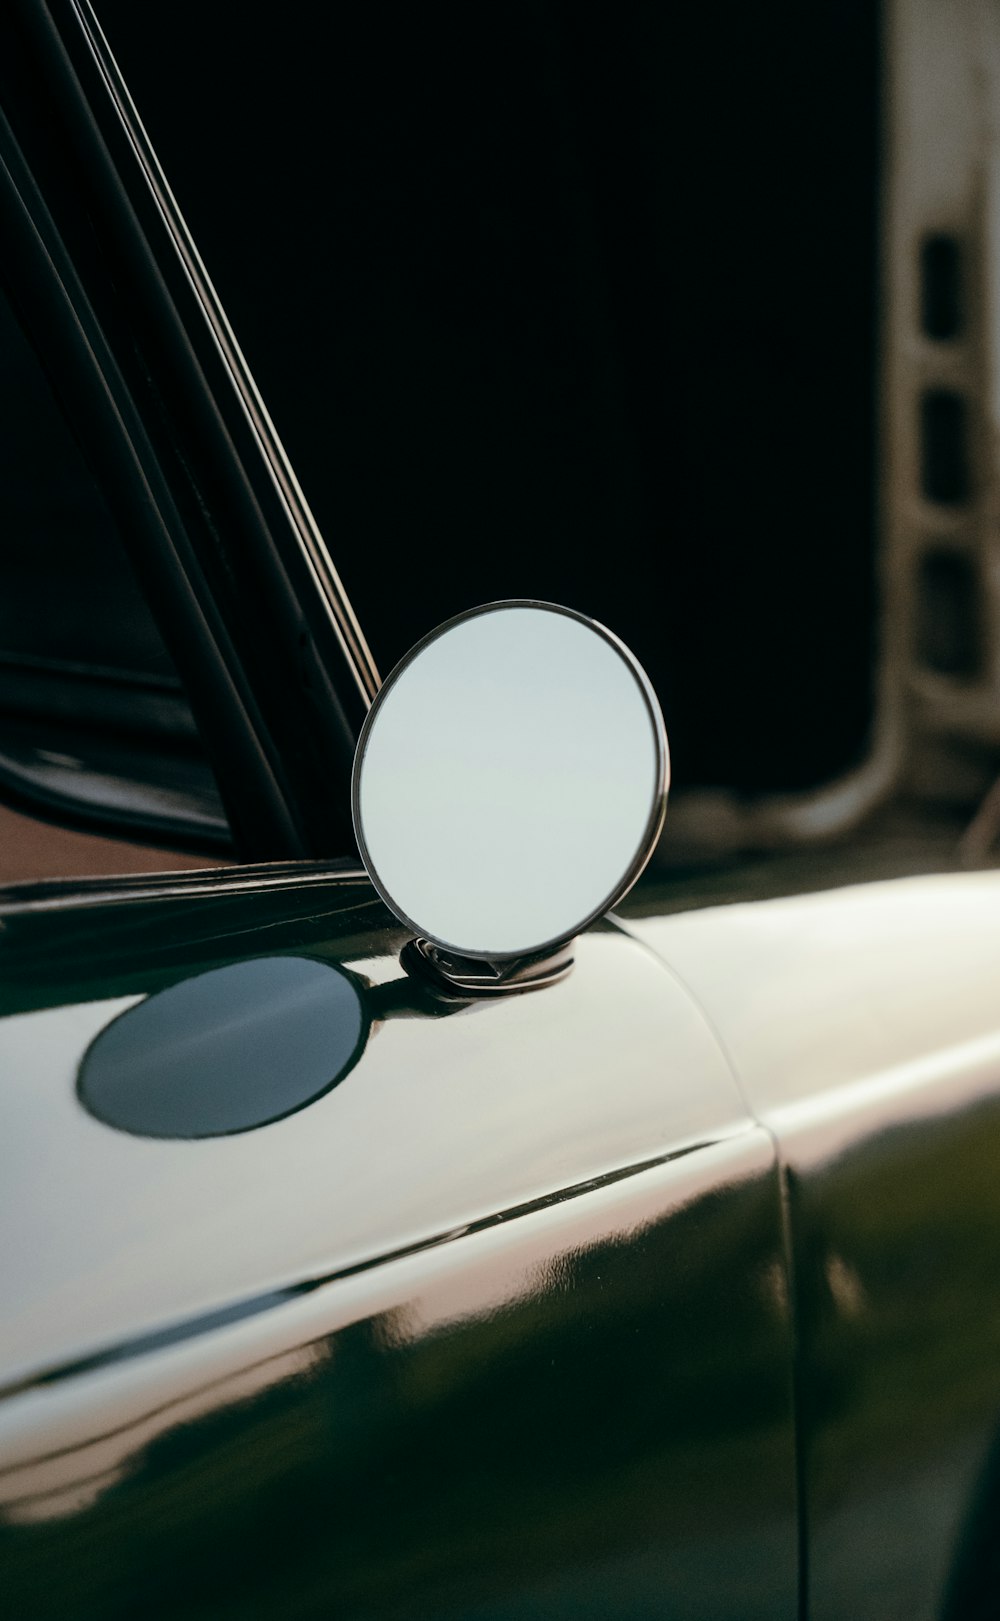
95;0;881;797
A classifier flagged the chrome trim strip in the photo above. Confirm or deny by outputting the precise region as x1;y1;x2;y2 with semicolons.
0;1136;714;1406
73;0;381;711
0;859;370;917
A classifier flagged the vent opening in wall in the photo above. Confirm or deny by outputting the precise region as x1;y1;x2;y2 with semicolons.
921;234;963;340
920;390;970;505
917;549;980;679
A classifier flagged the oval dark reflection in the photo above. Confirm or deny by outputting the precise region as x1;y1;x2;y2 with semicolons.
79;956;367;1139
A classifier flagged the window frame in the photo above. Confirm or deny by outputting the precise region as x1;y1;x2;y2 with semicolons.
0;0;380;865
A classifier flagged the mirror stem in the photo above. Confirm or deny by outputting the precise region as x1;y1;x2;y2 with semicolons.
400;937;576;999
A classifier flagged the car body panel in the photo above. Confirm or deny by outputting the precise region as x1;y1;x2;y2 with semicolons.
633;872;1000;1620
0;868;797;1618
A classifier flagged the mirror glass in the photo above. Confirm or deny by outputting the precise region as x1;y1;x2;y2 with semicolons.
79;956;367;1138
353;601;667;958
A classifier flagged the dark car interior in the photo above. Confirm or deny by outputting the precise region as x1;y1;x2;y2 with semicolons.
0;282;228;882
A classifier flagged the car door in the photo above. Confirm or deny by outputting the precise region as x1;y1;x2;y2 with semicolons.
634;876;1000;1621
0;871;798;1620
0;3;799;1617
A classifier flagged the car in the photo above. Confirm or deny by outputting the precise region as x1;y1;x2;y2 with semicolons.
3;5;1000;1621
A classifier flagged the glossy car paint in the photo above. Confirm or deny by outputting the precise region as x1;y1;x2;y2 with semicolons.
634;871;1000;1621
0;867;797;1620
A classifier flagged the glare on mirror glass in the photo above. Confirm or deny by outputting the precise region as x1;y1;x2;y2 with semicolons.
353;602;668;959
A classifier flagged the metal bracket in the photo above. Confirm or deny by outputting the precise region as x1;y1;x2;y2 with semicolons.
400;936;575;999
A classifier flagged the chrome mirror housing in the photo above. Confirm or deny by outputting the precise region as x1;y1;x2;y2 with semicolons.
352;601;669;994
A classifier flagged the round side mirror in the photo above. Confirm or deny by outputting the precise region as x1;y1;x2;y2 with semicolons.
352;601;668;990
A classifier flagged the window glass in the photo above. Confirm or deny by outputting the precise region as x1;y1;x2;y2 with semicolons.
0;284;229;887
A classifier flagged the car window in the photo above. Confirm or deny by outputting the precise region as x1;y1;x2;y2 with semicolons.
0;286;170;682
95;0;879;807
0;281;231;886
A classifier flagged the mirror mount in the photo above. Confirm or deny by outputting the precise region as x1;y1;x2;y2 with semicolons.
400;935;576;1000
